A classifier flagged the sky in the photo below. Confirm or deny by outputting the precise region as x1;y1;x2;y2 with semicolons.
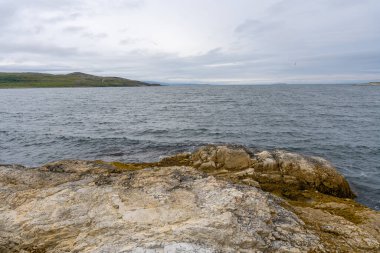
0;0;379;84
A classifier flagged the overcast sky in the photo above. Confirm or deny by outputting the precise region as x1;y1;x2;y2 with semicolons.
0;0;379;84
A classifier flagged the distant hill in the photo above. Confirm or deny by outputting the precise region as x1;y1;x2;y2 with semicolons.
0;72;159;88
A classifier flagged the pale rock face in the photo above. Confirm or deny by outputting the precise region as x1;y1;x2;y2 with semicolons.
0;163;321;253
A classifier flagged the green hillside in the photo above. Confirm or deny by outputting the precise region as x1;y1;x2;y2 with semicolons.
0;72;159;88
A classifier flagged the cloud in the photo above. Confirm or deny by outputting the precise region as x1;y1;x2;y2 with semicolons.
204;62;246;68
0;0;379;84
63;26;86;33
81;32;108;39
0;42;78;56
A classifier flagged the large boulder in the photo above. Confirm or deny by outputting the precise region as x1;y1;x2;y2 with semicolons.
0;163;321;252
190;145;355;198
252;150;355;198
192;145;251;171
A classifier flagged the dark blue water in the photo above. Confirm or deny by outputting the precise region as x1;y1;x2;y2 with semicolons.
0;85;379;210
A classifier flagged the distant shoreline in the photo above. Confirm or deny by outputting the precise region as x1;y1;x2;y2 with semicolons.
0;72;160;88
354;82;380;86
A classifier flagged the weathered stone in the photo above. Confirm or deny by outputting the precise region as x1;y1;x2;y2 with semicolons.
192;145;355;198
293;206;379;252
0;146;378;252
192;145;251;171
271;150;355;198
0;164;321;252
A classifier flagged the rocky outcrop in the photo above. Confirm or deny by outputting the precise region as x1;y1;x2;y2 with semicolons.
0;162;321;252
0;146;379;252
192;145;355;198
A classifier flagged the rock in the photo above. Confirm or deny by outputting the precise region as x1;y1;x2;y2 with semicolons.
0;164;321;252
191;145;251;171
254;150;355;198
292;206;380;252
0;145;378;252
191;145;355;198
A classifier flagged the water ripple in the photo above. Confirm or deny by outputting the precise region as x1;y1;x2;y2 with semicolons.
0;85;379;210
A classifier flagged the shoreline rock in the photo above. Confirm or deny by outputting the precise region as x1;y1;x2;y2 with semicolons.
0;145;379;252
191;145;355;198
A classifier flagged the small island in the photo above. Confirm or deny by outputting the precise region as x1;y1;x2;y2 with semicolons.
0;72;159;88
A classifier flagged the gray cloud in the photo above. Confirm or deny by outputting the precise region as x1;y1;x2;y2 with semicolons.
82;32;108;39
0;42;78;56
63;26;87;33
0;0;379;84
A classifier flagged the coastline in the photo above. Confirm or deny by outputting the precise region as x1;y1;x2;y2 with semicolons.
0;85;161;89
354;82;380;86
0;72;160;88
1;145;379;252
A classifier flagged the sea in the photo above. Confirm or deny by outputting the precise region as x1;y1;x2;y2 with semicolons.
0;84;379;210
